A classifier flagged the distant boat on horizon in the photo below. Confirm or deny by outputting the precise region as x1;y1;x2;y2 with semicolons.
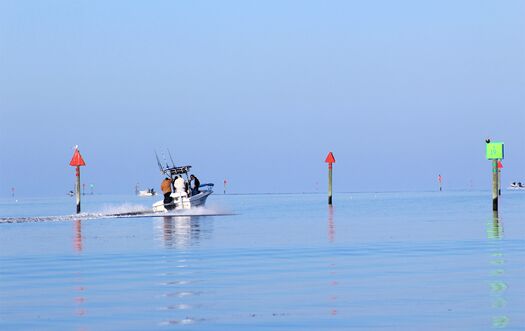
507;182;525;191
138;188;157;197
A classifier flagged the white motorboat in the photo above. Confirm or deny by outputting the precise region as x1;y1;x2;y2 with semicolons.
152;156;214;212
138;189;157;197
153;187;213;212
507;182;525;191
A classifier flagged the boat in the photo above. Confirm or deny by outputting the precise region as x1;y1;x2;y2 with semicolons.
138;188;157;197
152;154;214;212
507;182;525;191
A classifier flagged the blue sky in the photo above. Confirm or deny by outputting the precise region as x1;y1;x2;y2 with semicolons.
1;0;524;196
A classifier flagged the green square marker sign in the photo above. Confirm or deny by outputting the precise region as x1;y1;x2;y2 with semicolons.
486;142;504;160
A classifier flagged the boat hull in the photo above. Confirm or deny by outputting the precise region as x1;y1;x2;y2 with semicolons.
152;190;212;212
138;191;156;197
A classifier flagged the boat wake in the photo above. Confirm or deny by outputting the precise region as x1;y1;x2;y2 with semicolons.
0;204;234;224
108;205;235;219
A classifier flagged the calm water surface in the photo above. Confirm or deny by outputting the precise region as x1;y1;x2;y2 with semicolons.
1;191;524;330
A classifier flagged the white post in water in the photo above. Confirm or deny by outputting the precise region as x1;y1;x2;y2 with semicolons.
485;140;504;212
69;146;86;214
497;161;502;196
325;152;336;205
492;159;498;211
75;166;81;213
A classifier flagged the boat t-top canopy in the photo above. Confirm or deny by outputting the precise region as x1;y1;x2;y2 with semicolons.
156;151;193;177
165;165;192;176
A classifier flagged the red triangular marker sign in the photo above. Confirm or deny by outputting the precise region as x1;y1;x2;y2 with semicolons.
325;152;336;163
497;161;503;169
69;149;86;166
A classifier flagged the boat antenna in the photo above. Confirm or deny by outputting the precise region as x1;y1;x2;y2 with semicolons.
167;149;176;168
154;150;165;175
160;151;169;169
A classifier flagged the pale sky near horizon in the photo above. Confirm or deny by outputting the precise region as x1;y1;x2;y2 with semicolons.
1;0;524;197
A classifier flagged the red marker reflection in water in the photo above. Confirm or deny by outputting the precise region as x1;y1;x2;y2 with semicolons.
73;220;87;320
328;205;335;242
327;206;338;316
74;220;83;252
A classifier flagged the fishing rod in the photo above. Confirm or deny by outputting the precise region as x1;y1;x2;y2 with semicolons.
154;150;167;176
167;149;176;168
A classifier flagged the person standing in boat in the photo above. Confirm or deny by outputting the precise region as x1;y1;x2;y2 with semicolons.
161;177;173;206
174;175;188;197
190;174;200;196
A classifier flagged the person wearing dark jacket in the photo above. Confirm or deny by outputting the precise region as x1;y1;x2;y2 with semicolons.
190;174;200;196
